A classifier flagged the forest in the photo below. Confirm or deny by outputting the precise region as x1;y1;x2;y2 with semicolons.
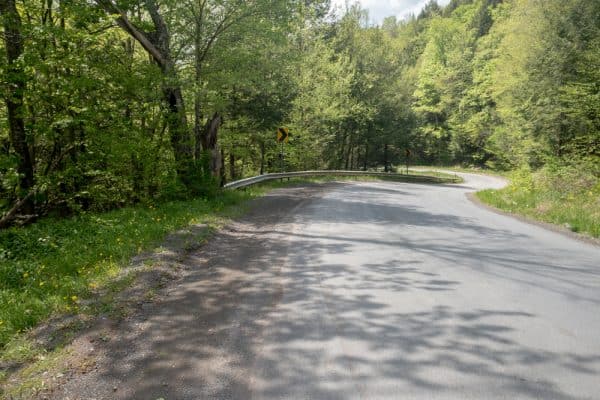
0;0;599;224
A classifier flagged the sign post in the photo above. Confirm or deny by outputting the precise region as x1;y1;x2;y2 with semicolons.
277;127;289;174
405;149;411;175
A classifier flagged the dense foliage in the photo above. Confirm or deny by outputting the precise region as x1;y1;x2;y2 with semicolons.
0;0;598;224
478;161;600;238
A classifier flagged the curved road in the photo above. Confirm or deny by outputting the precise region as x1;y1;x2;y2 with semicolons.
54;173;600;400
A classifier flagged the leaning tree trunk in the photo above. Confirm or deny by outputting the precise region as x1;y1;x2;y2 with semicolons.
0;0;35;216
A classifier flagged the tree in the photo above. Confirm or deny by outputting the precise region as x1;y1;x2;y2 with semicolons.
95;0;194;186
0;0;34;224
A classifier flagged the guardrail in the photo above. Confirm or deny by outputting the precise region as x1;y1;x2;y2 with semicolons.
223;170;460;190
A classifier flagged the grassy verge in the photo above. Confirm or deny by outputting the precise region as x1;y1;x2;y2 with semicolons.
405;169;463;181
247;170;462;188
476;166;600;238
411;164;510;178
0;188;266;385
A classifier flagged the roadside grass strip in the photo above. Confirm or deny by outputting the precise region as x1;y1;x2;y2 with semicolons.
476;168;600;239
0;189;260;362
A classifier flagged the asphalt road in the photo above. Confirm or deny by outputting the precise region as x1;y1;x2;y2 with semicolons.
53;173;600;400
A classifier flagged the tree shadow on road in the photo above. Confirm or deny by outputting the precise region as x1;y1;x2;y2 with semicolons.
51;183;600;400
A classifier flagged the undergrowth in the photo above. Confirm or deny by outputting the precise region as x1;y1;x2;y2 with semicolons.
0;189;261;351
477;162;600;238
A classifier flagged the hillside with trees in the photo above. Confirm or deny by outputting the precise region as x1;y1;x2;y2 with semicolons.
1;0;598;225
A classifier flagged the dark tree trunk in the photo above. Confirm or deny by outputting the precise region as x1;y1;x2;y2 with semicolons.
344;136;351;170
229;152;235;181
219;148;225;186
0;0;34;214
194;94;203;161
202;113;223;178
338;131;347;169
345;131;355;170
384;143;389;172
151;0;193;185
163;85;193;184
363;143;368;171
259;141;265;175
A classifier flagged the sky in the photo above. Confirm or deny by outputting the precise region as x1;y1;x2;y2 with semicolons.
331;0;452;24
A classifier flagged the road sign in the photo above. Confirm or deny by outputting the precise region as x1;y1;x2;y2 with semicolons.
277;127;289;143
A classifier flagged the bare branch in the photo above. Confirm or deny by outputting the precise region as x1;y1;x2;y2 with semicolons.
196;7;255;66
0;191;35;229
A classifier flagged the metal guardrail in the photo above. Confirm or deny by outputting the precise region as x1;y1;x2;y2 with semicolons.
223;170;459;190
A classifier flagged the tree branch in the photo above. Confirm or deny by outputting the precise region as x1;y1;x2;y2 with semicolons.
0;191;34;229
196;7;254;66
95;0;168;68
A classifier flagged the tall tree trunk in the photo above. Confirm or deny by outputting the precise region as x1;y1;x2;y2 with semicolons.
345;134;354;170
194;94;203;161
338;131;347;169
163;84;193;184
193;23;203;161
259;141;265;175
363;143;368;171
150;0;193;185
384;143;389;172
0;0;34;214
219;148;225;186
229;152;235;181
202;113;222;179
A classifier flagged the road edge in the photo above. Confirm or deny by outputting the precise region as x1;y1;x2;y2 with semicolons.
426;168;600;248
466;191;600;247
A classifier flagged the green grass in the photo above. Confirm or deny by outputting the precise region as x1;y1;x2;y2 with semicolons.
246;170;462;188
411;164;510;178
476;167;600;238
0;188;265;351
405;169;462;181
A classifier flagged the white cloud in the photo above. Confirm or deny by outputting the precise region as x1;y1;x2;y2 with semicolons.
331;0;451;24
